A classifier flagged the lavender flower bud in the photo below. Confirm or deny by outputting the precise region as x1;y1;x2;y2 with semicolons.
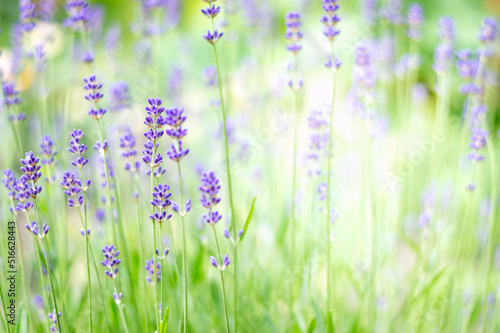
101;244;121;279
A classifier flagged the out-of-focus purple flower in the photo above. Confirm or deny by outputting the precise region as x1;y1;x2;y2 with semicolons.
478;18;497;44
201;4;220;19
80;228;90;238
324;56;342;72
156;247;169;259
39;135;57;166
145;258;161;284
3;82;22;107
82;52;94;64
38;0;57;21
320;0;340;41
47;309;61;333
433;43;453;74
119;129;140;174
438;16;454;44
31;44;46;72
380;0;403;25
306;109;329;175
363;0;378;27
19;0;37;32
285;12;302;54
109;81;131;112
468;127;488;163
204;66;218;87
406;3;424;40
64;0;90;30
200;171;223;225
101;244;121;279
95;208;105;223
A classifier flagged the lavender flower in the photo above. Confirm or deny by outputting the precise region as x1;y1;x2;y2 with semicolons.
203;30;224;44
143;98;166;175
120;129;140;174
156;247;170;259
223;228;243;245
109;81;132;112
204;66;217;87
64;0;90;30
478;18;497;44
48;309;61;333
406;3;424;40
20;152;42;187
26;221;49;238
210;253;230;270
438;16;455;44
380;0;403;25
113;292;123;304
84;74;104;103
149;183;173;223
63;130;91;207
101;244;121;279
320;0;340;41
433;43;453;74
145;258;161;284
39;135;57;166
19;0;37;32
468;127;488;163
3;82;22;107
165;107;189;162
306;109;329;175
285;12;302;54
199;171;223;225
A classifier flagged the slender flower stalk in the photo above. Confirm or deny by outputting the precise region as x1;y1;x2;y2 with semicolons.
165;106;190;331
2;82;26;157
61;129;93;331
142;97;168;332
201;1;238;330
283;10;303;322
100;244;130;333
200;171;230;333
320;0;341;321
21;152;62;333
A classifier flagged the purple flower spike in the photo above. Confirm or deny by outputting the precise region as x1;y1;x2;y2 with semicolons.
83;75;104;103
47;309;61;333
20;152;42;185
109;82;132;112
407;3;424;40
64;0;90;30
285;12;303;54
467;127;488;164
203;30;224;44
145;258;161;284
101;244;121;279
223;229;230;238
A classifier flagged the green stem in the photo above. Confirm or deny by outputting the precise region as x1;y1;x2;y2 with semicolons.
0;280;11;333
40;237;62;333
210;24;237;332
150;140;160;333
176;162;188;332
113;283;130;333
212;226;230;333
79;168;93;333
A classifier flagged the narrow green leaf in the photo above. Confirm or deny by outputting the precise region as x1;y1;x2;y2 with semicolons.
326;310;334;333
239;196;257;241
306;317;316;333
160;306;169;333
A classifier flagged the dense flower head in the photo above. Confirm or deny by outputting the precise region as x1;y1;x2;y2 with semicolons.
150;183;172;210
109;81;132;112
285;12;302;54
68;129;89;168
145;258;161;284
143;98;166;172
39;135;57;166
468;127;488;163
3;82;22;106
101;244;121;279
64;0;90;29
48;309;61;333
83;75;104;103
320;0;340;41
26;221;49;238
199;171;221;208
20;152;42;184
478;17;497;44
